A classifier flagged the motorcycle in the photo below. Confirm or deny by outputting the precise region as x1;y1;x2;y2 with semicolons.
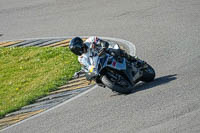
80;43;155;94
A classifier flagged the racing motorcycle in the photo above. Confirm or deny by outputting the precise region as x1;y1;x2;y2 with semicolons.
81;43;155;94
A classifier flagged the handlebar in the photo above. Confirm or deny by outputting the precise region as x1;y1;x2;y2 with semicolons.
98;48;106;56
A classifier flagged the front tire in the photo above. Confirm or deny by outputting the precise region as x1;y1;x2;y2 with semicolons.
140;64;155;82
101;74;133;94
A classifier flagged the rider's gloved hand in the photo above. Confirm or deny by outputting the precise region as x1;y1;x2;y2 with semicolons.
101;41;109;49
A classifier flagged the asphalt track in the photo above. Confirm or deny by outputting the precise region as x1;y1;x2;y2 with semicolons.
0;0;200;132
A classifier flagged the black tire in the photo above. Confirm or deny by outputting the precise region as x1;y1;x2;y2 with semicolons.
140;64;155;82
101;75;133;94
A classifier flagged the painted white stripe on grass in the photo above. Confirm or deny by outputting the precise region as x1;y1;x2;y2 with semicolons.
1;36;136;132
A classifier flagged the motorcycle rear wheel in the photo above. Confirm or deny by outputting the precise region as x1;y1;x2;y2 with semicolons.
101;74;133;94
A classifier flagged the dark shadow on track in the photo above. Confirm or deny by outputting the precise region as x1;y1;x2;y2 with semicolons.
110;74;177;96
0;34;3;37
131;74;177;94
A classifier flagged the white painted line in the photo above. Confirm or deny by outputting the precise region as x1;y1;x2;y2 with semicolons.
1;36;136;132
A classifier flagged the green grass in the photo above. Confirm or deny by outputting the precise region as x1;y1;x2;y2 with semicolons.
0;47;80;118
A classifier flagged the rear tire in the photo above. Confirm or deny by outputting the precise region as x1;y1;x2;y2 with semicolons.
140;64;155;82
101;75;133;94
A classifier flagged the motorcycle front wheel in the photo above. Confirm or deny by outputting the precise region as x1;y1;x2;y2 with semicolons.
140;64;155;82
101;74;133;94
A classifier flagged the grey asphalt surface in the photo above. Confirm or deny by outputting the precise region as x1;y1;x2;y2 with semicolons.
0;0;200;132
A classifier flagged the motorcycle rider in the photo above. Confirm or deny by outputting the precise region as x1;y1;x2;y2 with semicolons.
69;36;141;78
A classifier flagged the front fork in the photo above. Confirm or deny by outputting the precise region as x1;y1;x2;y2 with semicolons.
131;64;143;83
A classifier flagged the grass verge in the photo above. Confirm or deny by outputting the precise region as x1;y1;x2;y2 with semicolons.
0;47;80;118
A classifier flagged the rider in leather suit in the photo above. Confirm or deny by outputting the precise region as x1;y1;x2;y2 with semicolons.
69;36;140;78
